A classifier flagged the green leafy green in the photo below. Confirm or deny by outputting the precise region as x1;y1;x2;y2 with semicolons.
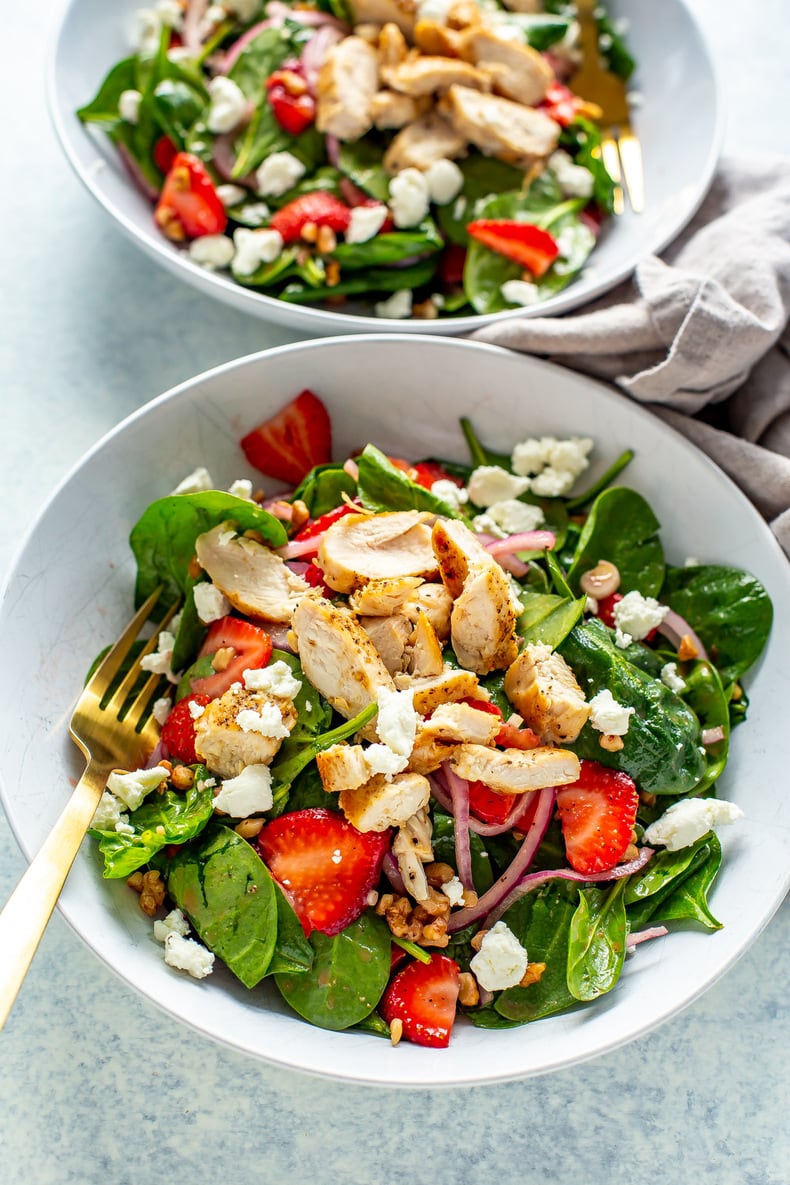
517;589;586;648
436;156;527;246
280;258;438;303
494;881;580;1023
560;117;617;214
270;701;378;811
652;834;723;930
432;813;494;896
292;462;357;517
268;884;315;976
77;58;139;124
566;487;665;596
333;219;443;270
680;660;729;797
566;882;627;1001
625;832;719;928
337;138;391;202
356;445;460;516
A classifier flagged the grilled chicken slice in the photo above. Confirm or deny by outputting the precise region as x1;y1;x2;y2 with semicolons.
394;666;486;714
401;581;453;640
382;54;491;96
504;642;590;743
291;595;394;719
439;85;560;168
360;614;413;674
432;517;492;598
350;575;424;616
392;806;434;902
378;21;409;65
315;743;372;795
451;563;519;675
317;510;438;593
413;18;465;57
407;610;445;677
462;27;553;106
316;36;380;141
408;701;501;774
348;0;417;36
195;523;309;623
383;112;467;173
449;743;580;794
339;771;431;831
194;688;297;779
371;89;424;129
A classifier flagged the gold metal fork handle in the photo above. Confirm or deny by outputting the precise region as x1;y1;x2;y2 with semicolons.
0;765;107;1031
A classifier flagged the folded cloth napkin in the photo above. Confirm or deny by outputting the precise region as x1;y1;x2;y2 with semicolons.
470;156;790;558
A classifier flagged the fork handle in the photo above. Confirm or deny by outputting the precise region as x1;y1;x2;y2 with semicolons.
0;768;106;1031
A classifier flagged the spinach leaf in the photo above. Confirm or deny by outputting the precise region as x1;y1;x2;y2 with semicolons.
566;487;664;596
333;219;443;270
625;831;717;928
517;589;586;648
272;649;333;742
77;58;139;124
267;884;315;976
232;245;301;288
495;881;580;1023
432;813;495;895
653;834;723;930
92;769;216;878
337;138;391;202
459;416;512;470
150;78;207;149
560;619;706;796
680;660;729;796
171;583;207;674
560;117;617;214
130;492;287;610
661;564;773;685
279;258;438;302
281;762;338;813
436;156;526;246
596;11;636;80
270;701;379;812
292;462;357;517
275;911;391;1030
167;824;279;988
566;882;627;1001
565;449;635;512
356;445;461;516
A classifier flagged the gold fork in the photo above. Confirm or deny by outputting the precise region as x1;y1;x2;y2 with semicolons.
570;0;644;215
0;586;179;1030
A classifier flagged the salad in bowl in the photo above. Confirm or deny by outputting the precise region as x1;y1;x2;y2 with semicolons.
87;385;772;1049
76;0;633;320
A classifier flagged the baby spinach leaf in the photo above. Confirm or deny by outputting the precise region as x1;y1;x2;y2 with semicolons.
661;564;773;685
565;449;635;512
517;590;586;648
232;245;301;288
171;582;207;674
280;762;338;814
436;156;526;245
272;649;333;741
337;138;391;202
625;832;715;928
292;461;357;517
267;884;315;976
495;881;580;1023
432;813;495;895
151;78;206;149
560;117;617;214
680;660;729;796
652;834;723;930
77;58;139;124
333;219;443;270
130;492;287;610
270;701;379;810
561;619;705;796
279;257;438;302
356;445;461;516
566;882;627;1002
227;24;293;99
275;911;391;1030
167;824;278;988
566;487;664;596
459;416;512;470
596;11;636;80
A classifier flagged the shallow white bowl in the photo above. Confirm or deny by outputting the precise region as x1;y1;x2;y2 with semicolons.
1;336;787;1087
49;0;721;335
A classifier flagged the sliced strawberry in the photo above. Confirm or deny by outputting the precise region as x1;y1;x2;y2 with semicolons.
596;591;623;629
241;389;332;485
160;694;212;764
189;616;273;699
293;502;358;541
302;560;333;596
538;80;585;127
269;192;352;244
439;243;467;287
154;151;227;241
380;953;461;1048
258;807;390;936
266;61;316;136
153;134;178;176
555;759;639;875
466;220;559;277
496;722;542;750
468;780;513;825
412;461;465;490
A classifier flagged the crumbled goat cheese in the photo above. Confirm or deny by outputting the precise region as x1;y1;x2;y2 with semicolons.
424;158;464;205
377;687;419;757
118;89;142;124
207;76;247;134
152;695;172;725
548;149;595;198
243;660;302;700
660;662;687;693
374;289;412;319
485;499;545;535
346;204;388;244
213;764;274;817
153;908;190;944
155;0;183;27
430;479;468;511
164;932;215;979
188;699;206;720
510;434;593;497
471;513;507;539
227;477;254;500
130;8;164;54
140;629;178;682
106;765;169;812
470;921;528;991
236;703;290;739
468;465;530;508
171;466;214;495
643;798;743;852
588;689;634;736
364;743;409;780
193;582;231;625
501;279;541;307
235;201;270;226
232;227;284;275
90;790;131;833
613;590;668;648
389;168;430;228
255;151;305;197
215;183;248;208
441;875;466;907
188;234;235;271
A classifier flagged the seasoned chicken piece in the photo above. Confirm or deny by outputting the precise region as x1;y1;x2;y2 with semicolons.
395;666;486;715
194;687;297;779
392;806;434;901
360;614;413;674
432;517;493;598
408;733;457;776
451;564;519;675
350;575;424;616
316;36;380;141
450;743;580;794
348;0;417;36
383;112;466;173
446;0;482;27
379;21;409;65
195;523;308;623
371;89;424;129
407;611;444;678
402;581;453;640
317;510;438;594
382;55;491;97
426;701;501;745
315;743;372;795
439;85;560;168
462;27;554;106
504;643;590;744
413;18;464;57
339;771;431;832
500;0;541;9
291;595;394;719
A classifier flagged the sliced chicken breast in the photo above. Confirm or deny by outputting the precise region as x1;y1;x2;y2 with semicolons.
371;89;424;129
194;687;297;779
408;610;445;678
316;743;375;795
439;85;560;168
392;806;434;902
504;642;590;743
394;666;486;715
449;742;580;793
360;614;413;674
402;581;453;639
432;517;492;598
382;55;491;96
339;771;431;831
425;701;501;745
450;563;519;675
195;523;309;623
316;36;380;141
463;27;554;106
291;595;394;719
348;0;417;36
349;575;424;616
317;510;438;593
383;112;467;173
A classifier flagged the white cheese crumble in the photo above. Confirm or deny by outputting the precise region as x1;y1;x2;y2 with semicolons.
255;151;305;197
232;227;284;275
468;465;530;508
118;89;142;124
485;499;545;535
213;763;274;817
612;590;668;648
441;875;466;907
346;204;388;244
376;687;419;757
152;695;172;725
193;582;231;625
660;662;687;694
140;629;178;682
188;699;206;720
643;798;743;852
207;76;247;134
430;479;468;511
90;790;131;833
236;703;290;739
227;477;254;500
388;168;430;228
188;234;235;271
164;932;215;979
106;765;169;812
374;288;412;319
548;149;595;198
171;466;214;495
588;688;634;736
364;742;409;779
215;183;248;208
470;921;528;991
153;908;190;944
424;158;464;205
243;660;302;700
501;279;541;307
471;513;507;539
510;435;593;498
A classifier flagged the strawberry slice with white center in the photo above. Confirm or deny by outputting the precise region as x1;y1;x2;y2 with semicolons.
555;759;639;875
380;953;461;1048
241;389;332;486
190;615;273;700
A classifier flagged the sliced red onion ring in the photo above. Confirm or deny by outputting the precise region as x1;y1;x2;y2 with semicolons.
279;535;321;560
343;458;359;480
212;131;256;186
260;622;294;652
701;725;726;746
219;19;276;72
268;1;348;29
300;24;344;90
325;133;341;167
656;608;709;662
339;177;375;206
443;762;474;890
626;924;668;949
285;560;310;575
485;530;556;556
182;0;209;54
467;791;541;838
382;851;407;896
117;143;160;203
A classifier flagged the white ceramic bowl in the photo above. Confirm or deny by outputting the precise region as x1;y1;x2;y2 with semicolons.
1;336;787;1087
49;0;721;335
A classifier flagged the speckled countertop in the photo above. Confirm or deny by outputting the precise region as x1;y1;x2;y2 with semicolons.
1;2;788;1182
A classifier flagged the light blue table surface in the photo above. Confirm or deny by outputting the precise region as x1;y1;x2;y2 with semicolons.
1;2;788;1182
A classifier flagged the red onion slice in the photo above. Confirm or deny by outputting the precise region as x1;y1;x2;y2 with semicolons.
325;133;341;167
655;608;709;662
182;0;209;54
701;725;725;746
300;24;344;90
485;530;556;557
443;762;474;890
279;535;321;560
117;143;160;203
382;851;407;896
259;622;294;652
626;924;668;949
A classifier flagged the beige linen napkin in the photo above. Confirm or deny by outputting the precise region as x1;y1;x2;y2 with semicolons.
470;156;790;558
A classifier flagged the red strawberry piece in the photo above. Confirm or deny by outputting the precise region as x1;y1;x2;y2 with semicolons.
411;461;465;490
241;389;332;485
154;151;227;241
302;560;333;595
189;615;273;699
555;759;639;875
269;192;352;244
257;807;390;936
439;243;467;287
292;502;358;541
153;134;178;176
538;80;585;127
466;219;559;277
495;722;542;751
596;591;623;629
380;953;461;1048
160;694;212;765
468;780;513;826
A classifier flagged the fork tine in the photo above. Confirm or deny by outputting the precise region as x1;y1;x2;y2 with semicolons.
600;135;625;216
617;130;645;214
87;586;164;702
103;597;181;717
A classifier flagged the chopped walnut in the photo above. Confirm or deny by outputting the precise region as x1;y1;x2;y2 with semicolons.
518;961;546;989
129;869;166;917
470;928;487;952
375;892;450;947
425;862;456;888
677;634;699;661
622;843;639;862
599;733;624;752
171;764;195;791
235;818;264;839
458;971;480;1007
